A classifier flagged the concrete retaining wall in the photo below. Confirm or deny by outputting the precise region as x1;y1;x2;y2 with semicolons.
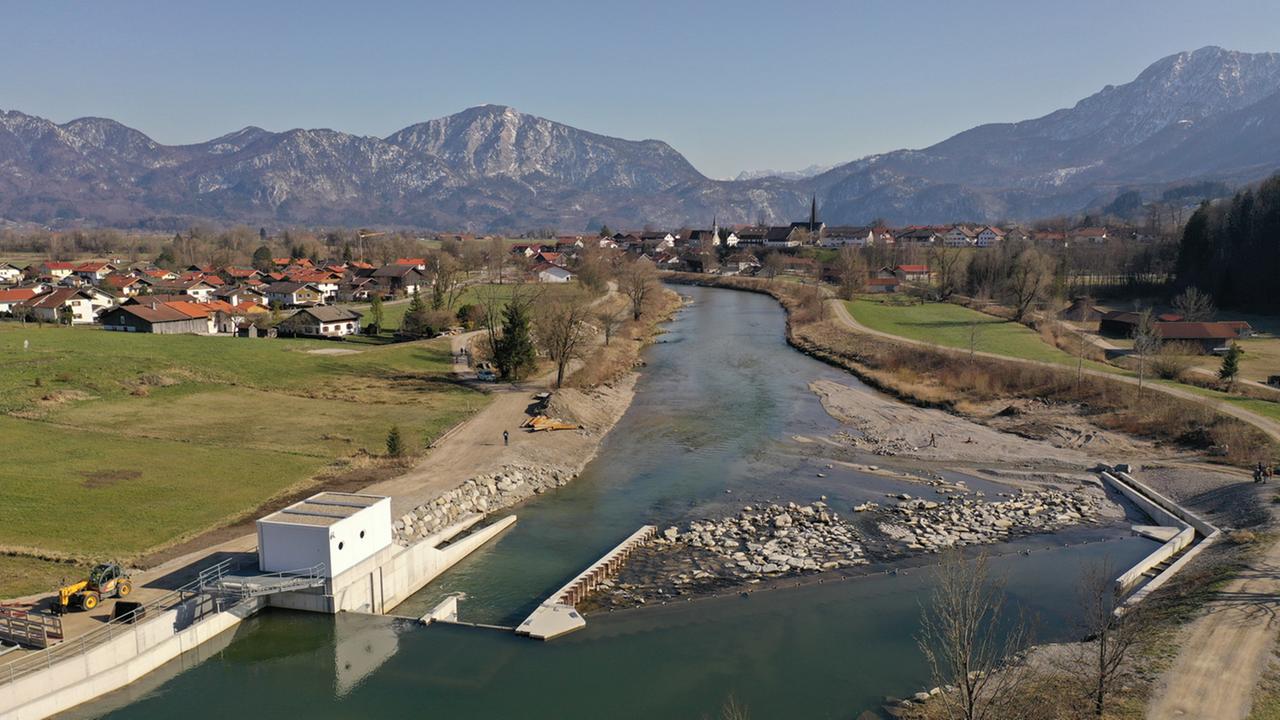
1115;526;1195;591
267;514;516;615
0;597;263;720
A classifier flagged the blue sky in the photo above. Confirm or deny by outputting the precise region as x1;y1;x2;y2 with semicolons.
4;0;1278;177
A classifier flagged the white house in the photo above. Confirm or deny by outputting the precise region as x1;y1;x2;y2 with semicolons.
536;264;574;283
280;306;363;337
0;263;23;285
976;227;1005;247
944;226;978;247
256;492;392;578
22;287;107;324
821;226;875;248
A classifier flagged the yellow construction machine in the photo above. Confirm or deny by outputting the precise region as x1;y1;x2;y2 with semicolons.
55;562;132;613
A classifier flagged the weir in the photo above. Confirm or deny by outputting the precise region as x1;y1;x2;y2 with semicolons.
517;525;656;640
0;495;516;720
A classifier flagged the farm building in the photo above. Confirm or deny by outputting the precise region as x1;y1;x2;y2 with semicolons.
99;302;211;334
278;306;363;337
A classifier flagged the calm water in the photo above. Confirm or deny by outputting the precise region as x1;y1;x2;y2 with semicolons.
81;286;1155;719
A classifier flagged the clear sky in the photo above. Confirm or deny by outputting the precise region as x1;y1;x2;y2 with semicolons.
3;0;1278;178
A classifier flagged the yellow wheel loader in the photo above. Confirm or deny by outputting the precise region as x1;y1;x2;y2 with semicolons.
55;562;133;614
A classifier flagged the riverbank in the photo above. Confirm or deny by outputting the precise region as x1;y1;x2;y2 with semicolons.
383;287;684;542
662;272;1277;467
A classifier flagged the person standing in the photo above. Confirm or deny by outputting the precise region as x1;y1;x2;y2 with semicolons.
503;430;509;447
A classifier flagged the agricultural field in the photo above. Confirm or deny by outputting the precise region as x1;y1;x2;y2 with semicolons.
344;281;574;333
0;324;487;598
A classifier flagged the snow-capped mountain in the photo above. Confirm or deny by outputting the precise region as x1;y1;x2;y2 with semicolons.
1;46;1279;230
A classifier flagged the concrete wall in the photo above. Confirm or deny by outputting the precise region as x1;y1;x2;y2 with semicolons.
257;521;328;574
266;514;516;616
0;597;263;720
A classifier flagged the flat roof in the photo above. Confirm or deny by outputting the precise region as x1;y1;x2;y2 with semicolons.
259;492;387;527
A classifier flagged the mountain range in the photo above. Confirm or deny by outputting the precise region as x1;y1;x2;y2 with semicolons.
2;45;1278;232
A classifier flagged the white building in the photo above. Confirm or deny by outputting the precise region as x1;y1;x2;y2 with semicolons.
820;226;875;248
944;226;978;247
976;226;1005;248
537;264;574;283
0;263;24;285
257;492;392;578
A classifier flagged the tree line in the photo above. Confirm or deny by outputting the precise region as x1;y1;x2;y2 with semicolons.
1177;173;1280;312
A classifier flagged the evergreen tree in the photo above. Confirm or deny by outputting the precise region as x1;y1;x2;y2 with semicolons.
385;425;404;457
368;294;384;334
1219;343;1242;390
341;243;353;263
402;288;430;337
251;245;274;272
599;224;612;237
495;300;537;380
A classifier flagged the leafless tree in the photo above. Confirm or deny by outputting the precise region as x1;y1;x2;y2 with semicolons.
762;252;784;279
1074;559;1149;718
618;259;658;321
1003;246;1055;321
487;236;507;283
1132;308;1161;400
968;319;982;363
535;290;594;388
424;251;464;310
930;247;969;300
833;246;867;300
596;307;624;346
1171;286;1216;322
918;550;1031;720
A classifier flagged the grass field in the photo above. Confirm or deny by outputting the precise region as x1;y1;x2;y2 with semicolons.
0;324;487;597
344;281;571;333
845;297;1092;366
846;296;1280;424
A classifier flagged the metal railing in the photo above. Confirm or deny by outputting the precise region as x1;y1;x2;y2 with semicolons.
205;563;327;599
0;557;245;688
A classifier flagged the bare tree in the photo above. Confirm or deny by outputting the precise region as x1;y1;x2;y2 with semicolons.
487;236;507;284
1171;286;1216;322
535;290;594;388
968;319;983;363
1003;246;1055;321
762;252;784;280
918;551;1031;720
424;251;464;310
833;246;867;300
596;307;624;346
929;246;969;300
1073;560;1149;718
618;259;658;321
1132;308;1161;401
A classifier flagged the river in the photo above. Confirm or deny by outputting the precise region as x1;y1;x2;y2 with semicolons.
79;285;1156;719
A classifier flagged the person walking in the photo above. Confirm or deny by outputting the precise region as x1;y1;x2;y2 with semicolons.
503;430;509;447
1255;462;1265;484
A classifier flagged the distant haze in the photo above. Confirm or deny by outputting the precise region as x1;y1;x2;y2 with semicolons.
1;1;1279;178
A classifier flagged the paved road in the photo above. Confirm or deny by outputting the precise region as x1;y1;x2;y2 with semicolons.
827;298;1280;719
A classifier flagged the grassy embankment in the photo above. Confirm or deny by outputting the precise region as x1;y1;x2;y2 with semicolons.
0;324;488;597
847;295;1280;424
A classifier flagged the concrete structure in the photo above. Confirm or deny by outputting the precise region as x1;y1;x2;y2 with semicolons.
1;504;516;720
518;525;654;640
257;492;391;578
1100;468;1220;607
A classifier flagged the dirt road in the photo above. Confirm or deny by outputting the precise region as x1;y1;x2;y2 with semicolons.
1146;521;1280;719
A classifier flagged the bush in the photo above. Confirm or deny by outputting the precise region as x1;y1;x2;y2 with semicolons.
1150;343;1197;380
456;303;482;329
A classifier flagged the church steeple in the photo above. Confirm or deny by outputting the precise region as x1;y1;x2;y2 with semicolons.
809;195;818;232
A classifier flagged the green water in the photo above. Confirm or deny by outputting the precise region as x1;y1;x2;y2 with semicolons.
81;286;1156;719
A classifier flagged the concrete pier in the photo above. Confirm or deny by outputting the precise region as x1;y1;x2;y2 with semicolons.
517;525;655;640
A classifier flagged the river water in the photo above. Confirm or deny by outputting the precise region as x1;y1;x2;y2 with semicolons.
82;285;1155;719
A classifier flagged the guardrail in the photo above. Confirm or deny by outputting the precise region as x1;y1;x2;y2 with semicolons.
0;557;243;688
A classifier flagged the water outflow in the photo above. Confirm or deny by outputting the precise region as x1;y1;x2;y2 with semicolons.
88;285;1155;720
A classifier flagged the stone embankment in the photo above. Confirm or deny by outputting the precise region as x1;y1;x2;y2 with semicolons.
393;463;575;544
869;487;1106;553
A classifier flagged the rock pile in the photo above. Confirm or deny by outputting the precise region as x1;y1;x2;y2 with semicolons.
875;488;1103;552
656;501;868;579
392;463;576;545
